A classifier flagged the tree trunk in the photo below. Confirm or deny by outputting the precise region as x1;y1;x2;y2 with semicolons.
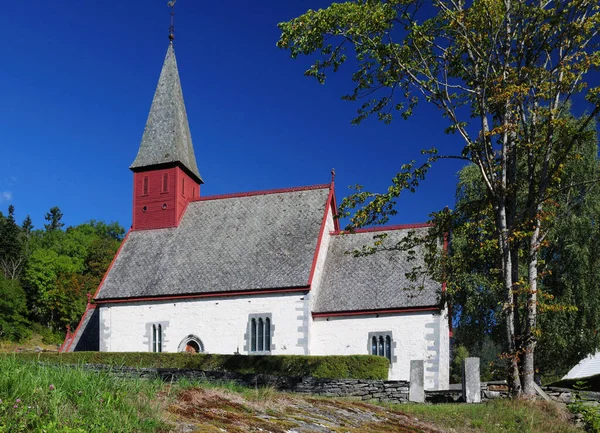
497;202;522;395
523;214;541;396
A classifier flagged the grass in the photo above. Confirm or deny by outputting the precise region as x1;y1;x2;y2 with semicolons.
0;355;169;433
0;355;583;433
394;399;579;433
0;333;59;353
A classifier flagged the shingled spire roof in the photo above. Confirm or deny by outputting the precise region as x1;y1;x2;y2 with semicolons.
130;43;203;183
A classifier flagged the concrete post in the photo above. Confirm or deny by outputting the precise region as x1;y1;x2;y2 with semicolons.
409;360;425;403
462;357;481;403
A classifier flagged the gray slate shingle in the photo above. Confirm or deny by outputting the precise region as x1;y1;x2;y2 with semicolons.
313;227;440;313
96;187;330;300
130;43;203;183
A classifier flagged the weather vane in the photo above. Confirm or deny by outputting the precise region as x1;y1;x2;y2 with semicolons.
167;0;177;42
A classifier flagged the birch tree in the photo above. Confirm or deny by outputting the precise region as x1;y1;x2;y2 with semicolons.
278;0;600;395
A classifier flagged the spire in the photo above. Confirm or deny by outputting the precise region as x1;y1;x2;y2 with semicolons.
130;44;203;184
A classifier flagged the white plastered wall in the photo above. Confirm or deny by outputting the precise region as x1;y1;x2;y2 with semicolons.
99;291;309;355
310;308;450;390
304;201;336;352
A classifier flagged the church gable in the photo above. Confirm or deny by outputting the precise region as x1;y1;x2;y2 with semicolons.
95;186;331;300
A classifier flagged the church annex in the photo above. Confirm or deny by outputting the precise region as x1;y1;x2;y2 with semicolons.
62;41;450;390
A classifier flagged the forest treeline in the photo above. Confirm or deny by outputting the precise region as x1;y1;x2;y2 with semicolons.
0;206;124;344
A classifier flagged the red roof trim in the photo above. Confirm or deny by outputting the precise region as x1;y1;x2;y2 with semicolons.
330;183;340;232
312;306;439;318
94;286;310;305
190;184;330;202
307;184;335;288
330;222;433;235
61;229;132;352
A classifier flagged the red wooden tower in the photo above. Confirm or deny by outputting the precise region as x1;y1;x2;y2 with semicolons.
129;43;203;230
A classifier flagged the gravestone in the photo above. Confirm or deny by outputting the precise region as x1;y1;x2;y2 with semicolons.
409;360;425;403
462;357;481;403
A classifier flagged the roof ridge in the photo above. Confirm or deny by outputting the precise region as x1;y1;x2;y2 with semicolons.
192;183;330;202
330;222;433;235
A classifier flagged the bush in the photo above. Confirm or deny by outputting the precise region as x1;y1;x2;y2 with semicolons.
10;352;390;380
30;323;65;345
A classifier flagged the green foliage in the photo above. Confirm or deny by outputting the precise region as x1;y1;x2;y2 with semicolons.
44;206;64;232
0;204;124;343
0;356;166;433
23;218;124;333
11;352;390;380
278;0;600;394
450;345;469;384
0;277;31;342
569;401;600;433
446;120;600;380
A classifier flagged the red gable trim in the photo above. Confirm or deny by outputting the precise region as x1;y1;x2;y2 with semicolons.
190;183;330;203
312;306;439;318
307;183;335;288
330;222;433;235
94;286;310;305
331;184;340;232
62;229;132;352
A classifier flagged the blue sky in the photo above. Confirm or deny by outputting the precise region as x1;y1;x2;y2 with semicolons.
1;1;471;230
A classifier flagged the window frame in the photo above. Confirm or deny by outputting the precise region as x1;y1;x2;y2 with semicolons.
246;313;273;354
152;323;163;353
368;331;395;365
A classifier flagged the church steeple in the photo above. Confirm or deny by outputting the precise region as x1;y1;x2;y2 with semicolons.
130;43;203;231
130;44;202;184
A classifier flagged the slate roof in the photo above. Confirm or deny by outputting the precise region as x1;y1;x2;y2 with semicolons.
95;186;330;300
313;227;441;313
130;43;203;183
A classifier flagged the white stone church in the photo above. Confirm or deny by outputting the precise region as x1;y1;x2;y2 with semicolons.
63;41;450;390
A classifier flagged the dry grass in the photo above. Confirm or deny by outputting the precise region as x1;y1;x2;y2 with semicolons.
0;334;58;353
165;385;449;432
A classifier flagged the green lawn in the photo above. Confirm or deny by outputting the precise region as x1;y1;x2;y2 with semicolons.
396;400;579;433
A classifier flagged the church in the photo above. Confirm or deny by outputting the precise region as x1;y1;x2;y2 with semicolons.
62;38;450;390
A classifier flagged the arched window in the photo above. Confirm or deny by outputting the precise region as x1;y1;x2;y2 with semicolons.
142;176;149;196
152;324;163;352
152;324;157;352
368;332;394;365
385;336;391;362
258;318;264;351
177;335;205;353
157;324;162;353
251;318;257;352
265;317;271;350
248;314;272;354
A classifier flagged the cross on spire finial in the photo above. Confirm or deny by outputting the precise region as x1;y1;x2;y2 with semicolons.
167;0;177;42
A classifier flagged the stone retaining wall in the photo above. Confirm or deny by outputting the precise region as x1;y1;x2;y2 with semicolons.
69;364;411;404
45;363;589;405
